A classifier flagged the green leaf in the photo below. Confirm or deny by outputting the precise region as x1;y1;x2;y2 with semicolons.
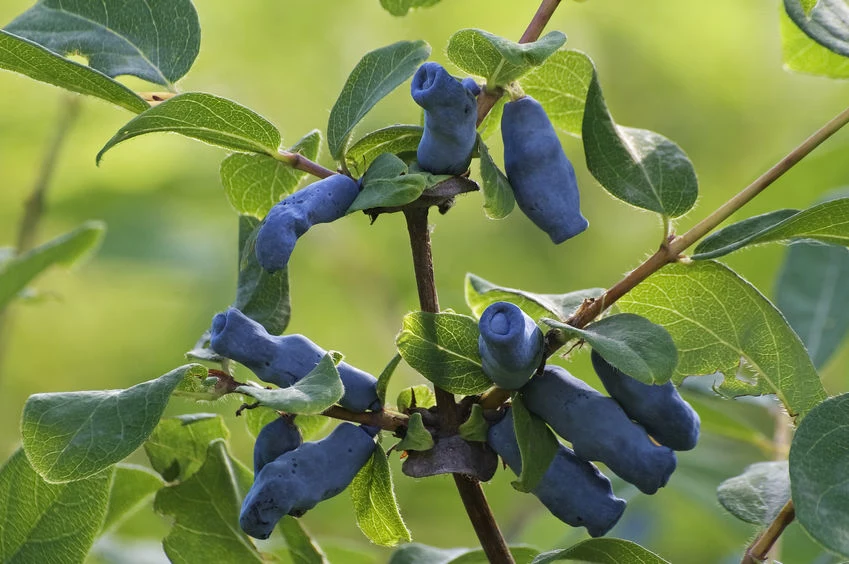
693;198;849;260
582;71;698;218
296;415;332;441
803;0;821;14
234;215;290;335
543;313;678;385
349;153;428;212
0;221;105;310
350;444;411;547
279;516;329;564
446;29;567;86
396;311;491;395
379;0;442;17
327;40;431;160
101;464;164;533
144;413;230;482
389;544;540;564
221;130;322;218
465;273;604;322
784;0;849;58
155;439;262;563
236;353;344;414
522;49;594;138
0;449;113;564
717;461;790;525
244;407;279;438
477;138;515;219
0;31;147;113
21;364;207;483
396;385;436;413
97;93;282;163
5;0;200;86
377;353;403;404
477;95;505;140
458;404;488;442
780;6;849;79
448;547;540;564
396;412;435;451
790;393;849;558
345;125;423;177
618;261;827;418
531;538;670;563
692;209;799;259
775;241;849;369
511;394;558;493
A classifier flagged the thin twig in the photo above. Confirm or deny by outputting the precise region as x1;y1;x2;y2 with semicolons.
741;500;796;564
322;405;410;431
0;94;82;382
404;208;515;564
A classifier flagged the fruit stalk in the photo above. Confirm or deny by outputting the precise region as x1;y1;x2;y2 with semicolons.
404;207;515;564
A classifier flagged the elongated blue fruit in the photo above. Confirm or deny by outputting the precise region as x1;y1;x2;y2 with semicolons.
502;96;588;243
461;77;481;97
591;350;700;451
478;301;544;389
411;62;478;175
210;307;381;412
254;416;303;475
521;365;676;494
255;174;360;273
488;408;626;537
240;422;376;539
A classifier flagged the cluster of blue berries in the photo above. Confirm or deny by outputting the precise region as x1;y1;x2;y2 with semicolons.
208;308;381;538
478;301;700;536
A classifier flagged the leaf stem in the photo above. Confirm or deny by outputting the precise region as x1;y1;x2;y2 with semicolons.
322;405;409;431
276;149;337;179
0;94;82;382
404;208;515;564
741;500;796;564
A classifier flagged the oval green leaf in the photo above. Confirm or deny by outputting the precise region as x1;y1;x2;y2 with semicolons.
101;464;164;533
544;313;678;385
236;353;344;414
346;125;423;177
784;0;849;58
380;0;443;16
395;412;434;452
531;538;670;564
396;311;491;395
21;364;207;483
790;393;849;558
0;449;113;564
0;221;105;310
522;49;594;138
97;93;282;163
618;261;827;419
144;414;229;483
327;40;431;160
222;130;321;218
511;394;558;493
350;444;411;547
6;0;200;86
447;29;567;86
781;6;849;79
583;71;698;218
477;137;515;219
717;461;791;525
693;198;849;260
0;31;148;113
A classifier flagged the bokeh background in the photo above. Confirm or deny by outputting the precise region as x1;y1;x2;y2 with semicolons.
1;0;848;562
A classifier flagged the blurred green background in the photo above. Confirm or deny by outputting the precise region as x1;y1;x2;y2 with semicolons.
1;0;848;562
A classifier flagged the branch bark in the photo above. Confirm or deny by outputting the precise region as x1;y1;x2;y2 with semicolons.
404;207;515;564
741;500;796;564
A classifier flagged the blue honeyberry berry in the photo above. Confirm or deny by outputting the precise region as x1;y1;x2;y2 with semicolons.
253;415;303;475
210;307;381;412
591;350;700;451
501;96;589;244
478;301;544;390
240;422;376;539
461;77;481;97
411;62;478;176
255;174;360;273
487;408;626;537
521;365;677;494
